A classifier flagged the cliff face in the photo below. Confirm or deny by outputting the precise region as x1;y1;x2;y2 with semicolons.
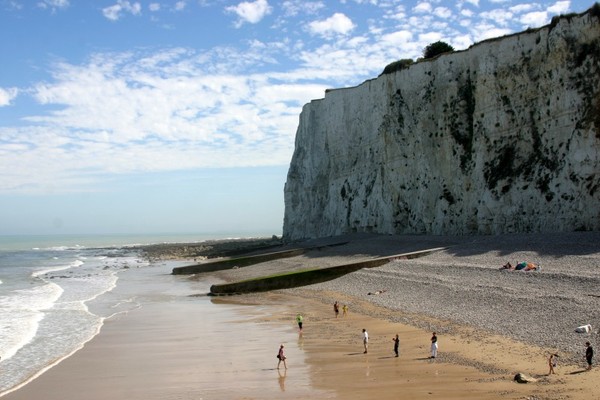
283;7;600;240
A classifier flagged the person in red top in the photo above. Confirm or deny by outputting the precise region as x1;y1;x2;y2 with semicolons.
277;344;287;370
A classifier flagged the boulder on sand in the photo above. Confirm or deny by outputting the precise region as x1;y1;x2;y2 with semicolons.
514;373;538;383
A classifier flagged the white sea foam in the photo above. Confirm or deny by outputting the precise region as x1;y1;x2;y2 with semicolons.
0;283;63;361
0;311;106;398
0;235;185;396
52;272;119;308
0;310;44;361
31;259;84;278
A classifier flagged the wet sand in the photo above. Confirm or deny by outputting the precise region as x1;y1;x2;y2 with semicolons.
3;234;599;399
1;262;322;400
228;290;599;400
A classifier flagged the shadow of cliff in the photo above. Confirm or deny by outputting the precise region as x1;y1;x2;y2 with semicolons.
284;231;600;261
170;231;598;295
173;231;599;276
431;231;600;259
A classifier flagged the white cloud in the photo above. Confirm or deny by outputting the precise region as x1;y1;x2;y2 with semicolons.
451;34;473;50
461;8;474;17
0;88;18;106
520;11;549;27
407;14;433;30
6;2;23;10
459;18;472;27
433;7;452;19
480;8;514;26
0;47;331;192
510;3;536;13
471;22;513;42
175;1;186;11
380;30;413;47
37;0;69;10
413;2;432;14
308;13;355;37
418;31;442;44
225;0;272;27
103;1;142;21
281;1;325;17
149;3;160;12
548;1;571;15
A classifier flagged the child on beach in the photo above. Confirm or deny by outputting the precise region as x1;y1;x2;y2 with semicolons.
277;344;287;370
342;304;348;317
548;353;558;374
393;334;400;357
296;314;303;331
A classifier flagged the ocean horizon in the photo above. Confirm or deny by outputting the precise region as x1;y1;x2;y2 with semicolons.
0;231;281;252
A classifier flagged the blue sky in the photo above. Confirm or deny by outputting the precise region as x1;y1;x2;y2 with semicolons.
0;0;592;236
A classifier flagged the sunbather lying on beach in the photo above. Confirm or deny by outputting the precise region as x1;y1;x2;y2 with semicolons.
368;290;387;295
500;262;540;271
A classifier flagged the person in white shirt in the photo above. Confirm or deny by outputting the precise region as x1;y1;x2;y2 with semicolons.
362;329;369;354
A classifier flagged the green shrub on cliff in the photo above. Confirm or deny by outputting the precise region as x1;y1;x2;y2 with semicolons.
379;58;414;76
423;41;455;59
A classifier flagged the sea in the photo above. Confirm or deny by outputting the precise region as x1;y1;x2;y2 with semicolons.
0;232;274;397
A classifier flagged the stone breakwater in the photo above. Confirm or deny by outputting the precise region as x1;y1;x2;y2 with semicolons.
138;237;282;261
283;6;600;240
286;231;600;367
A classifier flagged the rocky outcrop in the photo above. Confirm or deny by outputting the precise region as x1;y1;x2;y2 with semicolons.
513;373;538;383
283;6;600;241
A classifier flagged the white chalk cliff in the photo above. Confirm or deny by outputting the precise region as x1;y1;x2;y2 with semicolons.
283;6;600;241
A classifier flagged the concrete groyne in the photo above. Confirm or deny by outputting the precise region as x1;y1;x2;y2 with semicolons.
209;247;446;295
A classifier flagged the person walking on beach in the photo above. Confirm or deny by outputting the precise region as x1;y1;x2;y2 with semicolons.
277;344;287;369
585;342;593;371
362;329;369;354
342;304;348;317
430;332;438;359
392;334;400;357
548;353;558;375
334;301;340;318
296;314;303;332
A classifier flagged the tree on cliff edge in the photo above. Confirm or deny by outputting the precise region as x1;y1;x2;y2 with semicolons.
423;41;455;59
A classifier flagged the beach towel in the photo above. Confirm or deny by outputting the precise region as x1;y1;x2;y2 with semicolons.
575;324;592;333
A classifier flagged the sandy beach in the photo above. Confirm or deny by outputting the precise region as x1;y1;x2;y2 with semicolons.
2;232;599;399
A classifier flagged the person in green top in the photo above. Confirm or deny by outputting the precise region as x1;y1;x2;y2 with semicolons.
296;314;303;331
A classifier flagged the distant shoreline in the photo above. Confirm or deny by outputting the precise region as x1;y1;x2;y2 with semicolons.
136;235;283;261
